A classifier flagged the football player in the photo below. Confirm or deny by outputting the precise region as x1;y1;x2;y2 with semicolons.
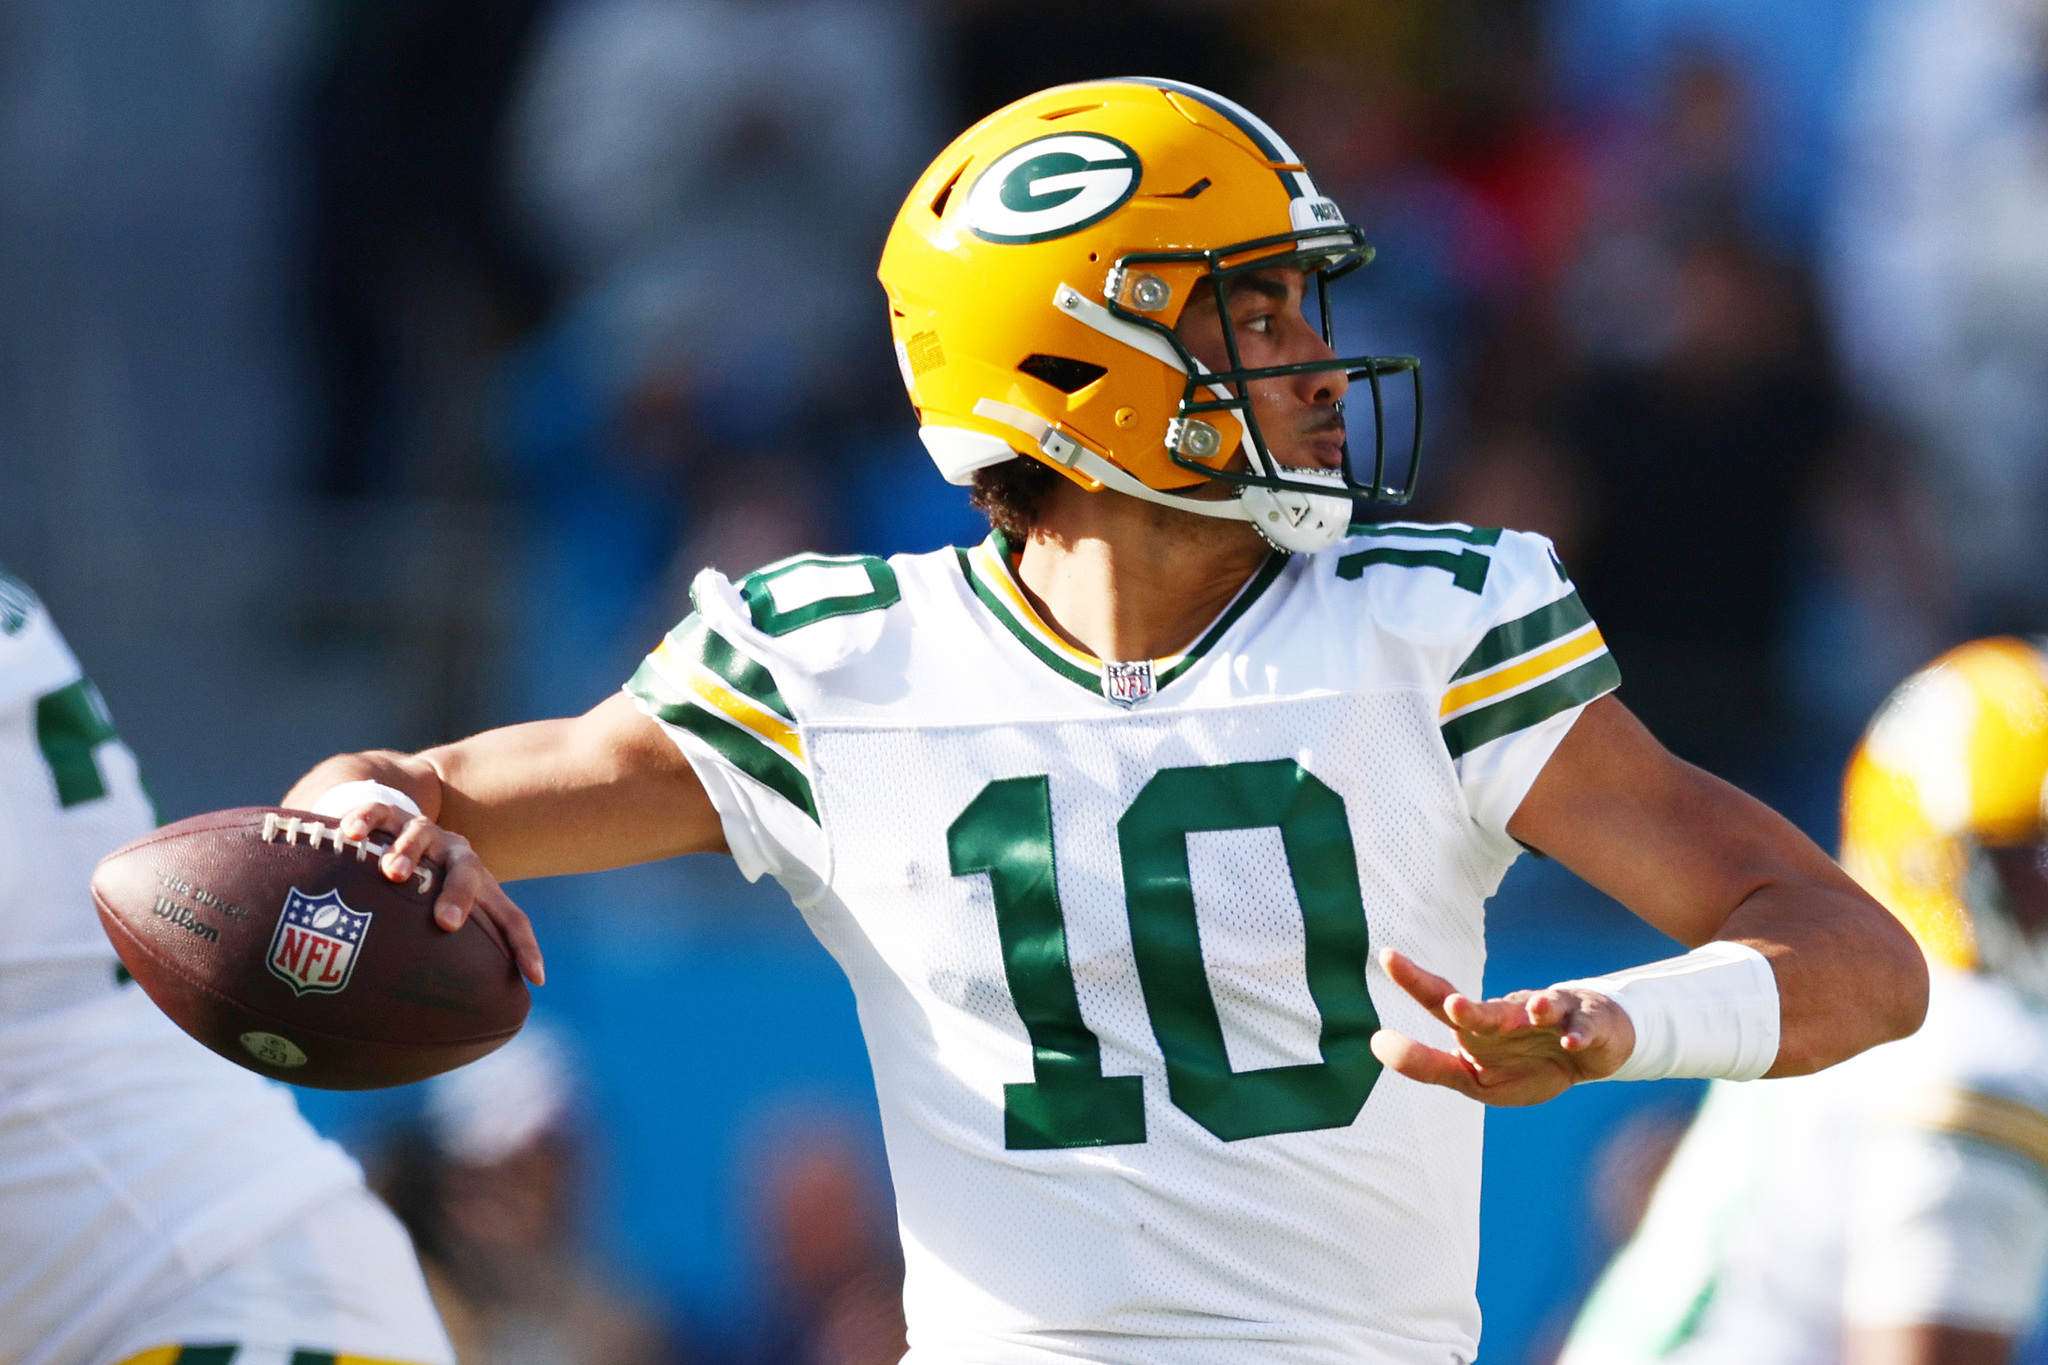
287;81;1926;1364
1562;637;2048;1365
0;571;454;1365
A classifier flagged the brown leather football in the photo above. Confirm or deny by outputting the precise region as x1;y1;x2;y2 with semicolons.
91;806;529;1089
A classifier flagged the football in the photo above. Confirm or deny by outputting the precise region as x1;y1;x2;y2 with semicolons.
91;806;529;1089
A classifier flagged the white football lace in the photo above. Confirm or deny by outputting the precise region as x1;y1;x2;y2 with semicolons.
260;812;435;895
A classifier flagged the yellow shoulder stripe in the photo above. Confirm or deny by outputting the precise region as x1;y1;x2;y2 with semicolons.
1880;1084;2048;1173
685;665;804;761
1441;625;1607;719
644;637;804;762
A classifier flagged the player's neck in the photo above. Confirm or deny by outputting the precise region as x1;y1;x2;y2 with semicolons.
1010;482;1274;663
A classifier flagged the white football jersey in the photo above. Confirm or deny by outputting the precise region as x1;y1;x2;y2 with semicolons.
627;524;1618;1365
1561;967;2048;1365
0;569;155;994
0;571;365;1365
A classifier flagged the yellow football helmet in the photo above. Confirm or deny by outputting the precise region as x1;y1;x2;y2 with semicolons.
1841;638;2048;999
876;78;1422;553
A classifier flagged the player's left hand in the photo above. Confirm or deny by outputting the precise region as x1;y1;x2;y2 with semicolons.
1369;948;1635;1106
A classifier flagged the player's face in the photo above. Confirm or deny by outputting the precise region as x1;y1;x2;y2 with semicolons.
1175;267;1350;473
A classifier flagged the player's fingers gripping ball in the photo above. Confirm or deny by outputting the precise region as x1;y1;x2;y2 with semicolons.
91;806;531;1089
309;781;544;981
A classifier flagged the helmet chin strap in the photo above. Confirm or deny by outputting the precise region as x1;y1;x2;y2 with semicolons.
1241;472;1353;554
969;398;1351;553
1231;400;1352;554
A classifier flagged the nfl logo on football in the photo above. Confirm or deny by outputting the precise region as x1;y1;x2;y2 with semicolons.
1103;659;1155;708
266;887;371;996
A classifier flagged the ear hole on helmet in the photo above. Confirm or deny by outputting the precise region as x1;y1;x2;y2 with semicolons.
1017;354;1108;393
929;162;967;219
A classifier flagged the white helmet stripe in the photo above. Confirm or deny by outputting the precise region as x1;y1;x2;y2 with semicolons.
1114;76;1321;200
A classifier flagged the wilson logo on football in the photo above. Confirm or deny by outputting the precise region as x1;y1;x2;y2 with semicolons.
965;133;1141;244
266;887;370;997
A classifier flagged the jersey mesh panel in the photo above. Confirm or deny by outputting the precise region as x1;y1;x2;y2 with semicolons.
1185;827;1321;1071
808;692;1502;1363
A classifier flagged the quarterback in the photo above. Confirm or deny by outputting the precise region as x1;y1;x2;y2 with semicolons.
0;572;454;1365
288;81;1925;1364
1563;639;2048;1365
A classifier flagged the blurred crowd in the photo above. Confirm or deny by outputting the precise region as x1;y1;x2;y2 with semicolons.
246;0;2048;1359
296;0;2048;802
371;1024;906;1365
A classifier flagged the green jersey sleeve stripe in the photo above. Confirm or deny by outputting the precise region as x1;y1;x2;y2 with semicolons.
632;687;819;821
1451;590;1595;681
680;614;794;720
1441;652;1621;760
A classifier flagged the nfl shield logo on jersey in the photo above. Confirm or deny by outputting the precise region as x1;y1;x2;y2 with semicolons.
1102;659;1156;707
266;887;370;996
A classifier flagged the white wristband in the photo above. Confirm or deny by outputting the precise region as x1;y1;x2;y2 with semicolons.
309;779;423;822
1555;941;1781;1083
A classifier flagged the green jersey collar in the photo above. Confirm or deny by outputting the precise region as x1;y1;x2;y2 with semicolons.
955;530;1287;706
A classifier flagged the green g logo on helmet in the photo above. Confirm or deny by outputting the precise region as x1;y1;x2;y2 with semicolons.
964;133;1142;244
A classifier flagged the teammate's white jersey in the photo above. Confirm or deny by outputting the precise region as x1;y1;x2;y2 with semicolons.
0;570;418;1365
627;525;1620;1365
1561;967;2048;1365
0;570;155;993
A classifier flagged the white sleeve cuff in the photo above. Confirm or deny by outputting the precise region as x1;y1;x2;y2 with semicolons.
1558;941;1782;1082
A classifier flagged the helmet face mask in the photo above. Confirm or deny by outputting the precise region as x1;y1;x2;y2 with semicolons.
878;77;1425;551
1107;226;1425;508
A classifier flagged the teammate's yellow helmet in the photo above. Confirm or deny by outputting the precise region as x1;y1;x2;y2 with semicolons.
877;78;1422;553
1841;638;2048;995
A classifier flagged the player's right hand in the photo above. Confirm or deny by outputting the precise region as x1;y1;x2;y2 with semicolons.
335;802;546;987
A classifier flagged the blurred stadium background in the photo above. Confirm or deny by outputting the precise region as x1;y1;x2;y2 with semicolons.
3;0;2044;1360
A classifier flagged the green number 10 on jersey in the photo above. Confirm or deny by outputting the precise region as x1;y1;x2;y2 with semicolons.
948;758;1383;1150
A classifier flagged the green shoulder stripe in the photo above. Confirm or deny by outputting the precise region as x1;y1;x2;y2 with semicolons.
1346;521;1503;546
633;687;818;821
1442;653;1621;760
667;612;792;720
1452;590;1594;681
